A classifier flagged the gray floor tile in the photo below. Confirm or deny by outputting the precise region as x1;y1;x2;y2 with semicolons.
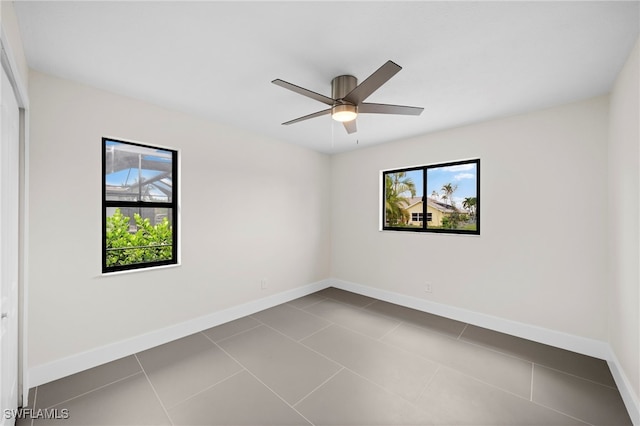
14;389;36;426
201;316;261;342
295;369;435;425
461;324;616;387
382;323;533;398
302;298;401;339
34;355;141;409
302;324;439;401
168;371;310;425
15;416;31;426
136;333;243;408
365;300;467;338
252;303;330;340
22;292;631;425
419;367;588;425
32;373;170;425
315;287;378;307
532;365;632;426
217;325;341;405
286;293;327;309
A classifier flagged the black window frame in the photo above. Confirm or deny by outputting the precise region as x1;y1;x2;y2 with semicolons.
102;137;178;273
382;159;480;235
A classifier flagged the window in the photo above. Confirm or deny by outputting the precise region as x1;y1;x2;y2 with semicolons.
102;138;178;272
382;159;479;235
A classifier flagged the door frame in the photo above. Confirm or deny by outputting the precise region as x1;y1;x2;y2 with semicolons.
0;25;30;408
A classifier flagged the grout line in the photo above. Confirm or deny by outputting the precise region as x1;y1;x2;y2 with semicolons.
166;368;247;411
287;296;328;310
532;363;619;390
297;322;334;343
457;323;469;340
233;310;432;420
200;322;263;344
450;330;546;367
255;321;307;344
257;322;344;370
334;363;431;410
294;305;339;325
453;328;616;388
42;370;144;410
211;341;316;426
530;363;535;401
323;294;374;311
415;365;441;402
360;299;378;309
299;297;405;342
32;386;37;407
377;320;402;341
384;328;535;405
258;294;610;420
42;291;618;426
134;354;174;426
529;400;597;426
293;367;345;407
440;363;534;403
26;386;37;426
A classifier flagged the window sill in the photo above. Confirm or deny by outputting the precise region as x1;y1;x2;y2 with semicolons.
99;262;181;277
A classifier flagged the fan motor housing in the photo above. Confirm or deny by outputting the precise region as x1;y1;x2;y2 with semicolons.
331;75;357;102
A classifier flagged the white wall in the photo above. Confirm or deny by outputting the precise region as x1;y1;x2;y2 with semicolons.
608;37;640;406
331;96;609;341
0;1;28;91
27;71;331;369
1;0;30;405
21;42;640;421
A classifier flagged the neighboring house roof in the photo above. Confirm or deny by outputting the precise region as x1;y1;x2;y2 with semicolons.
405;196;458;213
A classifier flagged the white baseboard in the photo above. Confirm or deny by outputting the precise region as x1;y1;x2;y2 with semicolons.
330;278;610;357
28;277;639;425
28;279;331;388
330;278;639;425
608;348;640;425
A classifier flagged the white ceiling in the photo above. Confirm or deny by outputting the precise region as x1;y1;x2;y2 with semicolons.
14;1;639;154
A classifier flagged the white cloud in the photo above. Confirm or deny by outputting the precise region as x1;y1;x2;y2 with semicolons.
443;164;475;173
454;172;475;181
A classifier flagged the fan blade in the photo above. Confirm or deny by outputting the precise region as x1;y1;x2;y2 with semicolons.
272;79;335;106
342;60;402;105
358;103;424;116
343;120;357;134
282;108;331;125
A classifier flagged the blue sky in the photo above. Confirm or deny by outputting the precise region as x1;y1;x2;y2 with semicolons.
396;162;477;208
105;168;163;186
105;140;172;187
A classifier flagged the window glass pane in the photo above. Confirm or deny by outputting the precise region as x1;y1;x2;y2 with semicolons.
105;207;174;268
426;162;478;231
384;169;423;229
104;141;173;202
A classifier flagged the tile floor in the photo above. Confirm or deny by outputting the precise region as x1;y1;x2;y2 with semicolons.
16;288;632;426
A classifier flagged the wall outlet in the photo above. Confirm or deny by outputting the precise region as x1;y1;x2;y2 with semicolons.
424;284;433;293
260;279;268;290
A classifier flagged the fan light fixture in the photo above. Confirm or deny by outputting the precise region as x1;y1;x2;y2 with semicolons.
332;104;357;122
272;61;424;134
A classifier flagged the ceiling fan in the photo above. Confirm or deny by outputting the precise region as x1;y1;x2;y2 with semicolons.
272;60;424;134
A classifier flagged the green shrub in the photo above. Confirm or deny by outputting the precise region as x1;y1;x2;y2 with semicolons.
106;208;172;267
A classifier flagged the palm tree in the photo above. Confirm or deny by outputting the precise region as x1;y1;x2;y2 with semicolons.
385;172;416;225
462;197;477;219
441;182;458;209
